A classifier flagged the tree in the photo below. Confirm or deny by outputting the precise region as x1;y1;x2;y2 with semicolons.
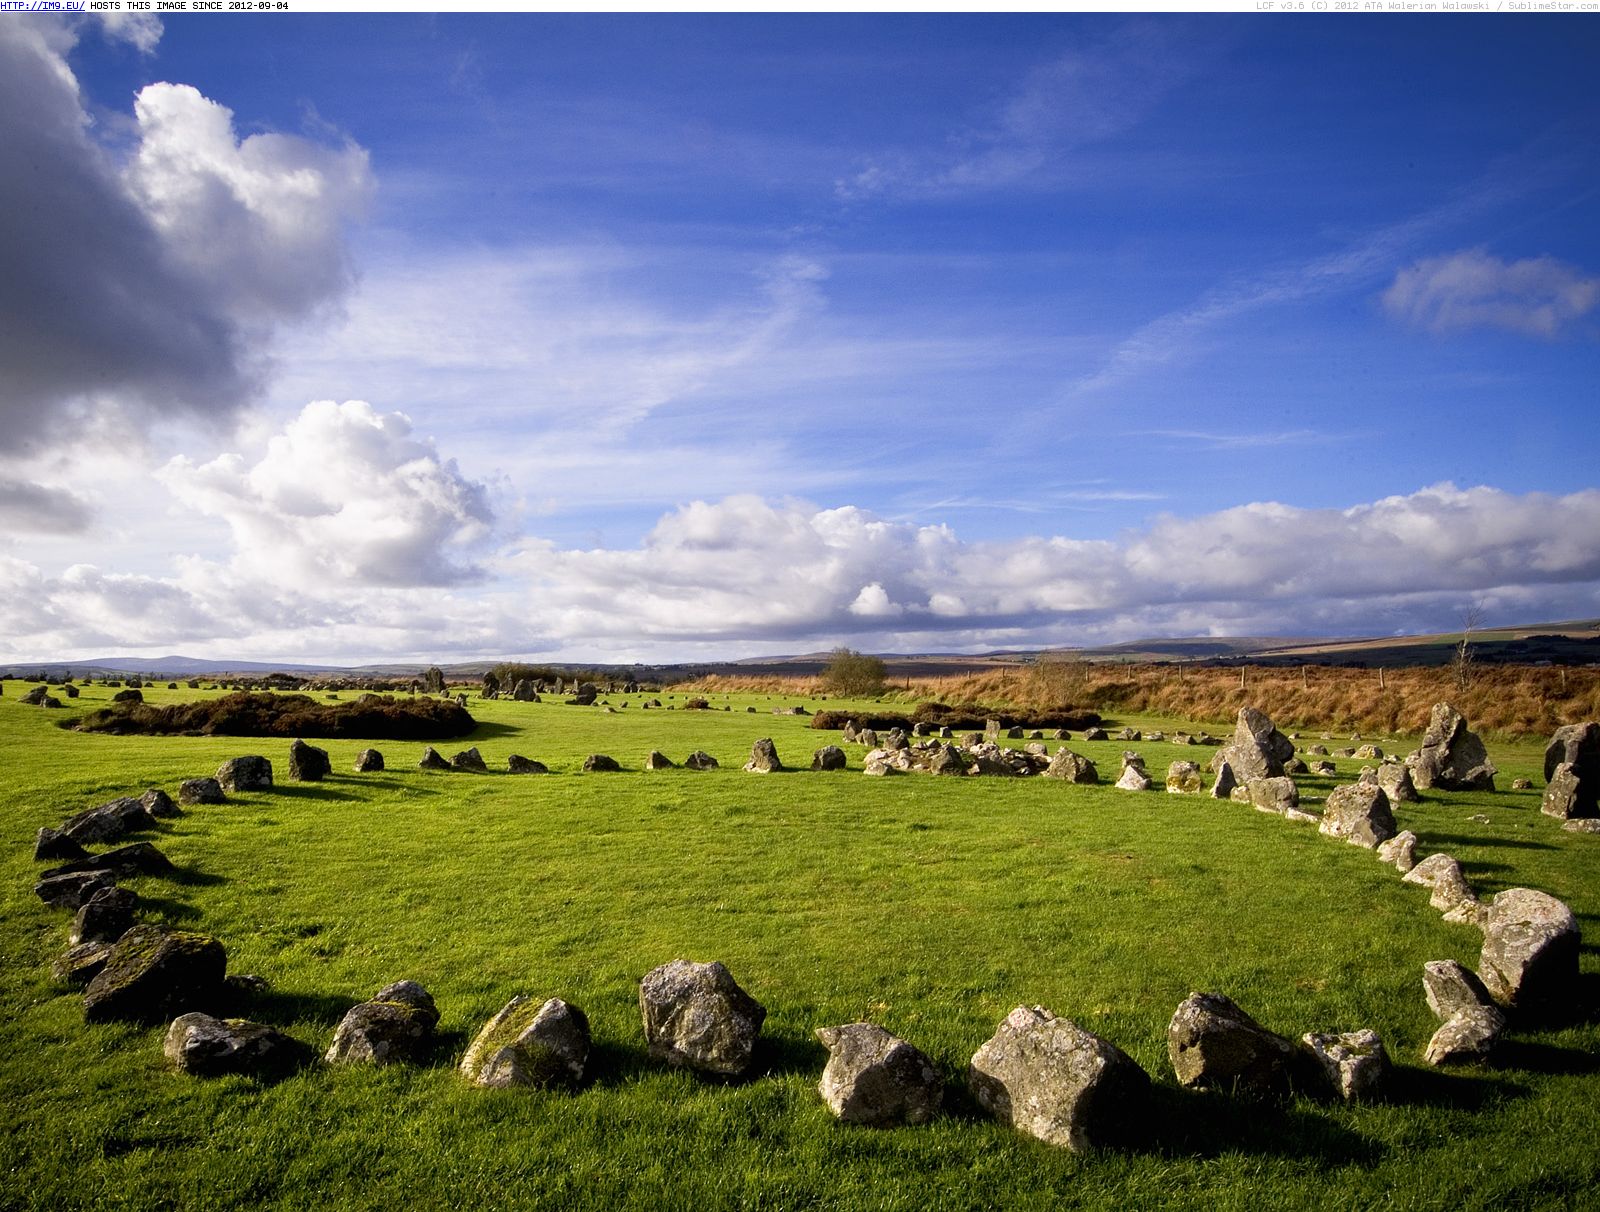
822;647;886;697
1452;604;1484;693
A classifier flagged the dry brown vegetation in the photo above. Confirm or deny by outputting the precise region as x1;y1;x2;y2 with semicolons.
677;663;1600;739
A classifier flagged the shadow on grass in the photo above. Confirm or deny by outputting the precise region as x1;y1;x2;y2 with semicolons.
267;783;364;803
1492;1039;1600;1076
242;986;361;1028
1131;1085;1385;1166
168;867;228;888
138;895;206;924
1427;833;1557;853
1384;1063;1528;1110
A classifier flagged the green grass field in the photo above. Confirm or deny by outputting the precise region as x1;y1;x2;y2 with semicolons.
3;683;1597;1210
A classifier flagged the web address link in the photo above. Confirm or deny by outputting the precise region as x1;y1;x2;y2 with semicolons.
0;1;89;9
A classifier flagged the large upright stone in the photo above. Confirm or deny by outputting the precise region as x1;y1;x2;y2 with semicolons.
639;959;765;1076
1319;783;1396;849
743;738;782;773
1477;888;1580;1015
288;739;331;781
1167;992;1298;1098
1408;703;1496;791
811;745;847;772
815;1022;942;1126
969;1006;1148;1153
1541;764;1588;820
1544;722;1600;793
83;924;227;1023
461;995;590;1087
216;756;273;793
1220;708;1295;781
1376;762;1419;805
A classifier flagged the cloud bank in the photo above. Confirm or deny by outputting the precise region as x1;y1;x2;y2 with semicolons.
1383;249;1599;338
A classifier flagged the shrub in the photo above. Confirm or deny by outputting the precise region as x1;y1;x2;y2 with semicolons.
821;648;886;697
75;692;476;740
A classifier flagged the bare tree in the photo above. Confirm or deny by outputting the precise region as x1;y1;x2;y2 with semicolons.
1452;603;1484;693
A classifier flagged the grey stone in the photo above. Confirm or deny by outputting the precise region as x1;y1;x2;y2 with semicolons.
1083;728;1108;741
582;753;621;772
418;746;451;771
139;789;180;819
1544;721;1600;796
639;959;765;1076
1167;991;1297;1098
83;924;227;1024
179;777;225;805
61;797;154;844
644;750;677;770
287;739;331;782
70;886;138;945
1209;758;1238;800
815;1022;942;1127
1045;749;1098;784
1422;960;1495;1021
743;738;782;773
1477;887;1580;1015
1165;760;1203;794
1220;707;1295;781
216;756;273;792
1319;783;1396;849
1541;763;1586;820
449;747;487;772
1424;1006;1505;1066
164;1012;302;1077
811;745;847;772
1376;762;1419;804
1511;777;1532;791
969;1006;1149;1153
34;827;88;863
1408;703;1496;791
1376;830;1418;873
34;870;115;910
354;748;384;772
53;940;114;987
684;751;720;771
1402;853;1479;914
1244;776;1299;815
507;754;548;773
1563;818;1600;834
1114;766;1152;792
1301;1029;1389;1102
327;981;439;1066
462;995;591;1087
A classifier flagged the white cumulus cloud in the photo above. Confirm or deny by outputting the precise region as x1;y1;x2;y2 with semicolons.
1382;248;1599;338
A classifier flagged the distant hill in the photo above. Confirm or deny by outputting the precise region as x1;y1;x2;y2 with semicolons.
5;618;1598;681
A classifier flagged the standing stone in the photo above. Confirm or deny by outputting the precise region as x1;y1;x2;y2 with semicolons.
1167;992;1298;1098
450;747;488;772
83;924;227;1023
1544;722;1600;798
1045;749;1099;784
71;886;138;945
1243;776;1300;815
811;745;847;772
216;756;273;792
969;1006;1149;1153
639;959;765;1076
179;777;225;805
288;740;331;782
1424;1006;1506;1066
1541;764;1587;820
461;995;590;1088
1422;960;1495;1021
1477;887;1580;1015
1319;784;1396;849
743;738;782;774
684;751;720;771
34;827;89;863
354;748;384;772
1408;703;1497;791
1165;761;1203;794
1115;766;1153;792
1220;707;1295;781
815;1023;942;1127
582;753;621;772
164;1012;303;1077
418;746;451;771
1300;1029;1389;1102
1376;830;1418;873
140;788;180;819
1083;727;1108;742
327;980;440;1066
1210;758;1238;800
507;754;548;774
644;750;677;771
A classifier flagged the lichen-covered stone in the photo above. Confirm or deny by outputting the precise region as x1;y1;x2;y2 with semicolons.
461;995;590;1087
1045;749;1099;784
34;870;116;910
743;738;782;774
1115;766;1152;792
1376;762;1419;805
970;1006;1148;1152
1376;830;1418;873
639;959;765;1076
52;940;115;986
1424;1006;1505;1066
216;756;273;793
1408;703;1496;791
1543;722;1600;803
1422;960;1495;1021
83;924;226;1023
815;1022;942;1126
1541;763;1586;820
1402;853;1478;914
164;1012;302;1077
1167;991;1297;1098
1477;887;1579;1015
1300;1029;1389;1102
327;981;439;1066
179;777;225;805
1165;761;1203;794
1319;783;1396;849
449;746;487;772
1220;707;1296;781
1244;777;1299;815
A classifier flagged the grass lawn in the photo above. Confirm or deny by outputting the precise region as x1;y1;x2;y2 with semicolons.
2;683;1597;1210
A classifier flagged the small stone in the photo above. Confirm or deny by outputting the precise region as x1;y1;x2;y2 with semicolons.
1511;777;1533;791
1244;777;1299;815
1377;762;1419;804
1301;1029;1389;1102
507;754;547;773
815;1022;942;1126
1319;784;1396;849
418;746;451;771
1165;761;1203;794
1424;1006;1505;1066
461;995;591;1087
327;981;439;1066
34;827;88;863
354;748;384;772
139;789;181;819
449;747;488;772
1422;960;1495;1021
1209;758;1238;800
582;753;621;772
684;751;720;771
1402;853;1478;914
179;778;225;805
1376;831;1418;873
811;745;847;771
1115;766;1153;791
1045;749;1098;784
1562;818;1600;834
164;1012;303;1078
639;959;765;1076
34;870;115;910
1167;991;1297;1098
216;756;274;793
53;940;115;986
644;750;677;770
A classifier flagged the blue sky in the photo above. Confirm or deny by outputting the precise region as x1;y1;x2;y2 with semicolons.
2;14;1597;663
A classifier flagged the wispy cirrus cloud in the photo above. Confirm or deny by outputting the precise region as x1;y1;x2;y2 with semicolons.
1382;248;1599;338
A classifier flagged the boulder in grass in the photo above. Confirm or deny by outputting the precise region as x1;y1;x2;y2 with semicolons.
969;1006;1149;1153
582;753;621;773
289;739;332;781
1165;761;1203;794
34;827;89;863
46;841;173;880
164;1012;304;1078
1083;727;1109;742
1167;992;1298;1098
35;870;116;910
743;738;782;774
83;924;227;1024
179;777;225;806
449;747;488;772
1407;703;1496;791
354;748;384;773
139;789;180;819
811;745;847;772
1319;784;1396;849
1376;831;1418;874
1045;749;1099;784
1477;888;1579;1016
72;887;138;945
461;995;590;1088
1209;758;1238;801
327;981;440;1066
216;756;273;793
815;1022;942;1127
1541;764;1586;820
684;751;719;771
1564;818;1600;834
1422;960;1495;1022
1220;707;1295;781
418;747;452;771
1243;777;1299;815
1543;722;1600;802
1376;762;1419;805
1300;1029;1389;1103
1115;766;1153;792
506;754;547;774
1402;853;1478;914
61;797;154;844
1424;1006;1505;1066
644;750;677;771
639;959;765;1077
53;940;115;987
